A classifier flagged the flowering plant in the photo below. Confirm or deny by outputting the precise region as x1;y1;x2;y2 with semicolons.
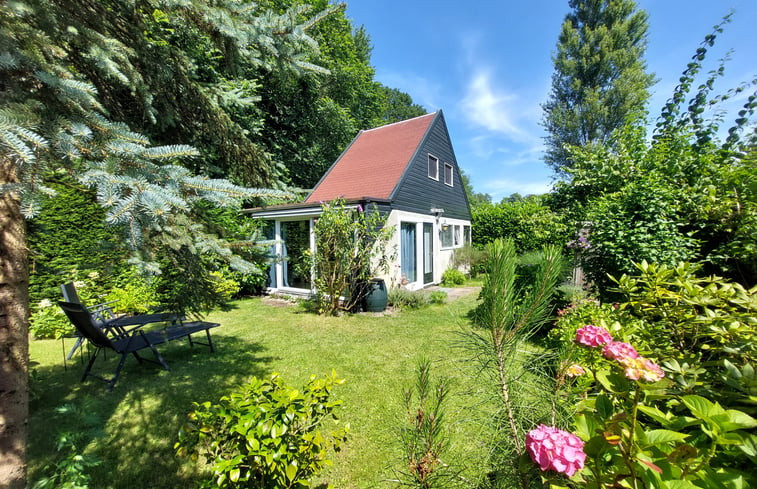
529;322;757;488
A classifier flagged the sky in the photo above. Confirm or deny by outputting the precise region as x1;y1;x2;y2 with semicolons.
343;0;757;201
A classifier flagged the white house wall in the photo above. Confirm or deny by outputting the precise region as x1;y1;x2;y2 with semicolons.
380;209;470;291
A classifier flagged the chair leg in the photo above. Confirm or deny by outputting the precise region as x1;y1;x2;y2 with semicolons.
147;343;170;371
107;352;130;391
82;347;101;383
205;329;215;353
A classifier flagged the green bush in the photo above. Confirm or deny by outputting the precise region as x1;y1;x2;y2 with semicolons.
27;177;128;305
29;299;73;339
388;288;430;311
209;270;241;303
428;290;448;305
176;372;348;489
451;244;488;277
105;271;159;315
471;195;569;253
441;268;465;286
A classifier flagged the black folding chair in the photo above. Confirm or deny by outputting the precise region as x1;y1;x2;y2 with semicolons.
59;301;172;391
60;281;179;360
59;301;220;390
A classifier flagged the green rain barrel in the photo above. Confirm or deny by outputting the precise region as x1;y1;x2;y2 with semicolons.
363;278;388;312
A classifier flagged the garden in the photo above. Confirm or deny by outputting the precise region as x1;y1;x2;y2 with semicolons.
3;0;756;488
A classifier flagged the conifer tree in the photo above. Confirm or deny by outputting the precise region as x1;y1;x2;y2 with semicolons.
542;0;655;174
0;1;334;487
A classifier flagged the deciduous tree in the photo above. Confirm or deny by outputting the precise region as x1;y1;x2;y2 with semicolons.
542;0;655;174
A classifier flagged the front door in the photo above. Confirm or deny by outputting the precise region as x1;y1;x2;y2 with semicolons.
423;223;434;284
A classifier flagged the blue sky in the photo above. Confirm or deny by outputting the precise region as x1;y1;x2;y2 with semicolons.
344;0;757;201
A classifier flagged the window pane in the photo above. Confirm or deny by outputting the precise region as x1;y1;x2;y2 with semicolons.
428;155;438;180
440;225;453;248
444;163;453;186
454;225;461;246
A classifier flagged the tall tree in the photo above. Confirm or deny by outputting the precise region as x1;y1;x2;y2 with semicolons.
542;0;655;174
0;1;332;487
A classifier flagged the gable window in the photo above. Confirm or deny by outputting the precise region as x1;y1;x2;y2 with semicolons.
428;155;439;180
443;163;453;186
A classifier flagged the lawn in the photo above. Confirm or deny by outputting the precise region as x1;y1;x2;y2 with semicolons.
28;290;494;488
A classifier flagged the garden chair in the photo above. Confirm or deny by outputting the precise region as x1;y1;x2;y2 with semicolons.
59;301;220;390
60;281;180;360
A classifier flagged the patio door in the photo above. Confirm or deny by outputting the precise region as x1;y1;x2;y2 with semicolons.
400;222;416;283
423;223;433;284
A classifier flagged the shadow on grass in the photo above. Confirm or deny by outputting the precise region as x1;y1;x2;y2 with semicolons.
28;333;278;488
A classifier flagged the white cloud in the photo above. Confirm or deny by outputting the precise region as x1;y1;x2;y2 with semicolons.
461;71;528;140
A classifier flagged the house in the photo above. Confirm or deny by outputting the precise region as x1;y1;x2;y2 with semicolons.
245;110;472;295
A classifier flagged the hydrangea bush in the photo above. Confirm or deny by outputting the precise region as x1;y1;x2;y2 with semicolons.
530;318;757;488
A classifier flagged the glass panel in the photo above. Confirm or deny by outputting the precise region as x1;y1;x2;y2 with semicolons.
454;225;461;246
261;220;276;288
281;220;311;289
423;224;433;274
401;222;416;283
464;225;471;244
428;155;438;179
444;163;453;186
440;225;453;248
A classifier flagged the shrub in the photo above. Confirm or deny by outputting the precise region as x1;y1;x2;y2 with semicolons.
209;270;241;303
428;290;448;305
105;271;159;315
311;199;394;315
388;288;430;311
29;299;73;339
471;196;570;253
441;268;465;286
176;372;348;489
532;323;757;488
451;244;488;277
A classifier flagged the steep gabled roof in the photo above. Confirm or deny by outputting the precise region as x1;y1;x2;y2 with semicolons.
305;112;437;203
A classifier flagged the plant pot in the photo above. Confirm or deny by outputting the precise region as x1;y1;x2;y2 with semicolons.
362;278;388;312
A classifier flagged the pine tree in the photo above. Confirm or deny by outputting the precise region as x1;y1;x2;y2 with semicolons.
0;1;334;486
542;0;655;174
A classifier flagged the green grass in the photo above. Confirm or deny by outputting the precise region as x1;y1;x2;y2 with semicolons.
28;291;493;488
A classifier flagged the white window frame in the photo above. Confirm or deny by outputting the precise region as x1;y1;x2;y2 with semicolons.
428;154;439;181
443;162;454;187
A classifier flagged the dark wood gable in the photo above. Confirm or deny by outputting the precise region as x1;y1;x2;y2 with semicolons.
390;111;472;220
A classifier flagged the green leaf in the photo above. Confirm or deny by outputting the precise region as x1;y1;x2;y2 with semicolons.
711;410;757;432
596;394;614;420
638;405;674;427
682;395;725;419
286;463;297;482
662;480;699;489
644;429;689;447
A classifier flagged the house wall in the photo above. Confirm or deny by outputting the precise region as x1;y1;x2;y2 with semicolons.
378;209;470;291
390;113;472;221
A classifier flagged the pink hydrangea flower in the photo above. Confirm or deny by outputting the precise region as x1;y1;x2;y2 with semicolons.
565;364;586;377
622;357;665;382
602;341;639;362
525;424;586;477
575;325;613;347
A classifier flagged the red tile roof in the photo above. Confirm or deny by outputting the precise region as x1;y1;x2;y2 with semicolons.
305;112;436;203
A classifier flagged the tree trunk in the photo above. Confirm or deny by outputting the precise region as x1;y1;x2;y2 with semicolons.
0;156;29;489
